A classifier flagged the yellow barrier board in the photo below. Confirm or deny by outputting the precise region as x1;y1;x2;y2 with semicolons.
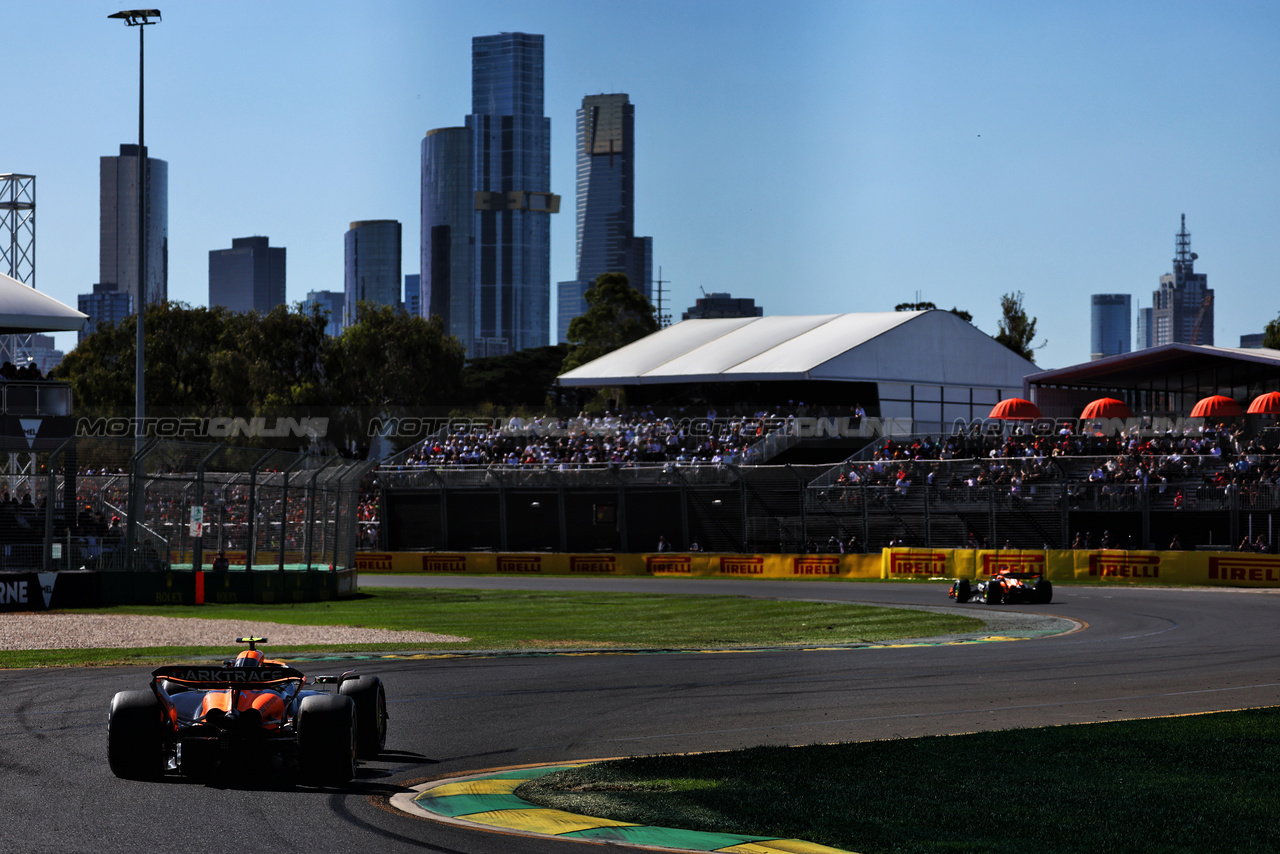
357;549;1280;588
356;552;883;579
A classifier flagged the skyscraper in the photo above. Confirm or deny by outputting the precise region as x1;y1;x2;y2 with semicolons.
78;283;132;344
1090;294;1131;360
100;143;167;307
557;93;653;343
404;274;420;317
208;236;286;314
1151;215;1213;346
344;220;402;327
422;126;473;344
683;293;763;320
422;33;559;358
304;290;344;337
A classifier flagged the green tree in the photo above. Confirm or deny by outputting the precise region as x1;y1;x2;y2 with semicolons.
994;291;1042;362
1264;313;1280;350
53;302;232;411
211;302;333;409
561;273;658;374
328;302;466;408
461;344;569;408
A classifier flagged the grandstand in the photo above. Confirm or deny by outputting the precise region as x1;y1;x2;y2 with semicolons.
378;322;1280;554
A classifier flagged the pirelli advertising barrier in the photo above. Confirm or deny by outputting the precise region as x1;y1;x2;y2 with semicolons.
0;569;359;611
356;549;1280;589
883;548;1280;588
356;551;885;579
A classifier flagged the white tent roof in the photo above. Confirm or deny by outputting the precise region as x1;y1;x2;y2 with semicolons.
557;310;1038;389
0;271;87;334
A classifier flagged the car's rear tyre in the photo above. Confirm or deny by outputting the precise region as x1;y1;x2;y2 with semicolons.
297;694;356;785
340;675;387;759
1034;579;1053;604
984;581;1003;605
108;690;167;780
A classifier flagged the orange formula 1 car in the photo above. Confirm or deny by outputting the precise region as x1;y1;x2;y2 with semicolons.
107;637;387;783
949;571;1053;605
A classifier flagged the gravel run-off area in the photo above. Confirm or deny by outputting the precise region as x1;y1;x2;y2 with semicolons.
0;613;468;650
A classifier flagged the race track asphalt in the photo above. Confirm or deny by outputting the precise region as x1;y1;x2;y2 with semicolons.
3;577;1278;854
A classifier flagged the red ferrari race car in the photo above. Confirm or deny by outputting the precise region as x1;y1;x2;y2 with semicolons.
949;571;1053;605
107;637;387;783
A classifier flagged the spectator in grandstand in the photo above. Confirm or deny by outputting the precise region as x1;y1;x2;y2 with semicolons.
211;549;229;572
688;538;701;552
1168;534;1183;550
657;535;669;552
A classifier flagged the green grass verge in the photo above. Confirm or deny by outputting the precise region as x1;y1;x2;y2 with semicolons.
518;707;1280;854
0;587;983;668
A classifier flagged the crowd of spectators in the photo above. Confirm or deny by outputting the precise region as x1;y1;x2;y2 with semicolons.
396;408;795;469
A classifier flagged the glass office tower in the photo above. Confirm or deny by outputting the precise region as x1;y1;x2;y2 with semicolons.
344;220;402;328
1090;294;1131;361
99;143;167;306
421;32;559;357
209;236;286;314
421;126;475;348
468;32;557;356
557;93;653;343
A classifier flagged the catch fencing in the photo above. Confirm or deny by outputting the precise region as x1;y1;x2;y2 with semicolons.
379;455;1280;553
0;437;372;573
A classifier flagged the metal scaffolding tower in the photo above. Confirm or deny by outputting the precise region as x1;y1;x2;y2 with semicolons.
0;173;36;366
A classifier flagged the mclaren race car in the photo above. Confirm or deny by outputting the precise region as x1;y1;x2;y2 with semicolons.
949;570;1053;605
107;637;387;783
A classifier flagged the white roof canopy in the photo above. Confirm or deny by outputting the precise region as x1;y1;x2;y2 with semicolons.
558;311;1038;389
0;271;88;334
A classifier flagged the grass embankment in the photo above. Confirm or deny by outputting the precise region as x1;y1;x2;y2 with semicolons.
519;707;1280;854
0;587;983;668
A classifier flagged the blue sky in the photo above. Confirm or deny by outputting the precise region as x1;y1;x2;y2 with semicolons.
6;0;1279;371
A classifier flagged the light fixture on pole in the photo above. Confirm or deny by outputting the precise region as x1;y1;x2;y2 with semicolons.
110;8;160;569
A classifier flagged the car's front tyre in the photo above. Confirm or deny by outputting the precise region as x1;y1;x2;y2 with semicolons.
340;675;388;759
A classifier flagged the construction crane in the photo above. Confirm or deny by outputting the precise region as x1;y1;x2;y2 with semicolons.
1190;293;1213;345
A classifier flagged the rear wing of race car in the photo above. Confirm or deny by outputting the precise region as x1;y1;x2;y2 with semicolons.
151;665;307;689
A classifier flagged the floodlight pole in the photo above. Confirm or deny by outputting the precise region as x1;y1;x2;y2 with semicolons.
111;9;160;568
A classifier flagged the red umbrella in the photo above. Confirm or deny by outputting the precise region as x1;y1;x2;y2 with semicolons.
1247;391;1280;415
1079;397;1133;420
1190;395;1244;418
989;398;1042;420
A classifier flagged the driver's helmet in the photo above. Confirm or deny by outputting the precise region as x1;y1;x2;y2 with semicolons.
234;648;265;668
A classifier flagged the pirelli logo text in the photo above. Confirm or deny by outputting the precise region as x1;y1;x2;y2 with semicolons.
421;554;467;573
719;556;765;575
888;552;947;576
355;553;393;572
497;555;543;573
793;556;840;576
1088;553;1160;578
646;555;692;574
570;556;617;574
1208;557;1280;582
981;553;1047;577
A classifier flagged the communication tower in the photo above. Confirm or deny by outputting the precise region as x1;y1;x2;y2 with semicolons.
0;174;36;366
